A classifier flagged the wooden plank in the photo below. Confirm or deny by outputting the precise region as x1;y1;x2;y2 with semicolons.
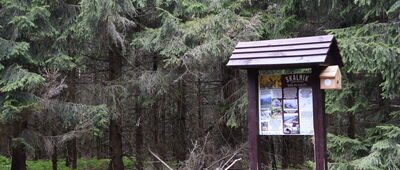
312;67;328;170
230;49;329;59
233;42;331;54
236;35;333;48
247;69;261;170
226;55;326;66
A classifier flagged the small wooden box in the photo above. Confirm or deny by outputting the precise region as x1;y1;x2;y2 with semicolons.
319;65;342;89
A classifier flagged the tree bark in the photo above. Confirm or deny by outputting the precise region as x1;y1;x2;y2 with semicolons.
135;122;144;170
269;137;277;170
151;55;162;169
175;79;187;162
281;136;289;169
347;113;355;139
135;102;144;170
152;106;161;169
197;78;203;134
65;148;70;167
51;140;57;170
160;99;166;159
108;49;124;170
71;138;77;169
11;120;27;170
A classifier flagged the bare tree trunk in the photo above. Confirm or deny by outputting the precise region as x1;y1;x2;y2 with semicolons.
66;70;78;169
135;102;144;170
11;120;27;170
281;136;289;169
96;136;101;159
51;141;57;170
135;123;144;170
160;100;166;159
152;106;161;169
269;137;277;170
65;148;70;167
175;80;187;161
346;74;356;139
197;78;203;134
108;49;124;170
151;55;162;169
347;113;355;138
109;119;124;170
71;138;77;169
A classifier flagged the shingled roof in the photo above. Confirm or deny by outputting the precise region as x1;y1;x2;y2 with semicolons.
226;35;343;69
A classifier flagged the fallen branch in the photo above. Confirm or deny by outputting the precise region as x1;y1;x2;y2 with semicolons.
224;158;242;170
148;148;174;170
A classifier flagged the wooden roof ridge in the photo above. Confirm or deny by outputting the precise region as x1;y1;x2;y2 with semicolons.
226;35;343;69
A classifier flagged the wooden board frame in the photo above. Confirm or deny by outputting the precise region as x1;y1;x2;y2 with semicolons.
246;67;327;170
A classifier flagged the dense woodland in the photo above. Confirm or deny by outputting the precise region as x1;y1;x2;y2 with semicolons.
0;0;399;169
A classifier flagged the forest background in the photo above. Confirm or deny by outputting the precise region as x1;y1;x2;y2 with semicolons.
0;0;399;169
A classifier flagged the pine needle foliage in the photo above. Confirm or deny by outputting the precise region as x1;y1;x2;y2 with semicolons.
327;22;400;99
354;126;400;170
131;4;260;127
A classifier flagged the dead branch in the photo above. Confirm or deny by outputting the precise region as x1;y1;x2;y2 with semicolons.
148;148;174;170
223;158;242;170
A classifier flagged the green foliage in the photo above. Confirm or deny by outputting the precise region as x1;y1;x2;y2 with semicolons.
132;9;258;70
0;0;56;40
225;88;247;128
388;0;400;17
0;156;135;170
45;101;110;136
354;126;400;169
44;54;77;70
327;126;400;169
0;38;33;66
327;22;400;99
0;156;11;169
257;3;301;39
353;0;399;20
328;134;368;162
77;0;137;53
0;65;45;93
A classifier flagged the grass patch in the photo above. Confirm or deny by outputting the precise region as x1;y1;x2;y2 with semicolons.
0;156;135;170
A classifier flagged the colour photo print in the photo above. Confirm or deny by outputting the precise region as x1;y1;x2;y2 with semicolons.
283;113;300;134
259;74;313;135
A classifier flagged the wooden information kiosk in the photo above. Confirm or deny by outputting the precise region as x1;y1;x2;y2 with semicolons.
226;35;343;170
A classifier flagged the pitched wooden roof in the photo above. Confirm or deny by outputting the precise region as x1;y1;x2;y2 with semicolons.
226;35;343;69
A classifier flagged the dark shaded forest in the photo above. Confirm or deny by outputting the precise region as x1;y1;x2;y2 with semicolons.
0;0;399;169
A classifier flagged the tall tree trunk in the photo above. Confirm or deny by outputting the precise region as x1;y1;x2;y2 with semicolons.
135;123;144;170
160;99;166;159
151;55;161;169
11;120;27;170
347;113;355;139
51;140;58;170
346;74;355;139
197;78;203;134
175;80;187;161
281;136;289;169
65;148;70;167
96;136;102;159
135;102;144;170
152;106;161;169
66;70;78;169
108;49;124;170
71;139;77;169
65;138;77;169
269;137;277;170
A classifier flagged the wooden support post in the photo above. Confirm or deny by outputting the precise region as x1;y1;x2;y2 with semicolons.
312;67;328;170
247;69;261;170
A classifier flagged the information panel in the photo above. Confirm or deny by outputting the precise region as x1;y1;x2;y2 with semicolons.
259;74;314;135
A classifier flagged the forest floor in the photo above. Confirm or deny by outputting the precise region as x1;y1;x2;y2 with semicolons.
0;156;136;170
